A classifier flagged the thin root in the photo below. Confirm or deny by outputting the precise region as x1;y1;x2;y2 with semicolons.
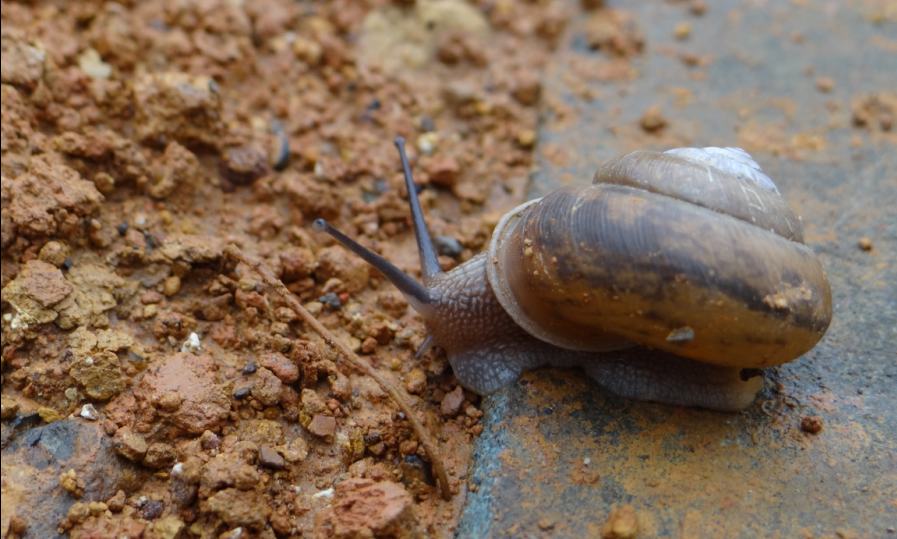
224;245;452;501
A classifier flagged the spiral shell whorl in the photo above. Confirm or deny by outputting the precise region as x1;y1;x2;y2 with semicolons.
592;148;803;242
664;147;779;192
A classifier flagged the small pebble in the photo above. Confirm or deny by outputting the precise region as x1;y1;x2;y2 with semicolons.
142;443;177;469
1;397;21;419
60;469;85;498
233;386;251;399
417;132;439;156
420;116;436;132
180;332;202;354
117;222;129;236
79;404;99;421
143;231;160;250
139;499;164;520
93;172;115;195
307;415;337;438
38;241;69;267
399;439;418;455
858;237;873;251
689;0;708;15
318;292;342;310
602;505;640;539
38;407;62;423
259;445;285;470
640;106;668;132
88;501;108;517
270;120;290;172
7;515;27;535
440;386;464;418
242;361;258;374
112;427;148;462
140;291;163;304
163;275;181;296
517;129;537;147
800;415;824;433
304;301;324;316
673;21;692;40
405;369;427;395
815;77;834;93
77;48;112;80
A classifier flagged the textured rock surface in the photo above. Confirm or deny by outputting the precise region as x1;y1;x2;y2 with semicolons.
458;1;897;537
1;420;137;539
133;353;230;435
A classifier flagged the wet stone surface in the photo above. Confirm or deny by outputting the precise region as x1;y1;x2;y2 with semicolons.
1;419;138;538
458;0;896;537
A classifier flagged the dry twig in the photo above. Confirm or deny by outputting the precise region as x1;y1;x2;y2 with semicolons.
224;245;452;501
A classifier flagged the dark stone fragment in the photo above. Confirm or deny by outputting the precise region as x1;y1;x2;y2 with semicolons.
1;420;137;538
318;292;341;309
140;499;164;520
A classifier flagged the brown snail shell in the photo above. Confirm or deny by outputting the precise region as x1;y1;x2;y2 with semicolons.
488;148;832;368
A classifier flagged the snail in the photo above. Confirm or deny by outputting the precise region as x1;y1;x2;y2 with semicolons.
313;138;832;411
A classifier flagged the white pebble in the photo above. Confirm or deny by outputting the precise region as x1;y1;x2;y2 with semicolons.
181;332;202;354
416;133;439;156
80;404;99;421
312;488;334;500
77;48;112;80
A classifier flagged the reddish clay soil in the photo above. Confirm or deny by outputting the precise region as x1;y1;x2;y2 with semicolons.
0;0;601;537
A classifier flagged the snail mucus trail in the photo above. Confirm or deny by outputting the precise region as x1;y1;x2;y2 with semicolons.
313;138;832;412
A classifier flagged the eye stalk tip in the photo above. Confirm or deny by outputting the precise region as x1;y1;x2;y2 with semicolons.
312;219;328;233
394;136;406;149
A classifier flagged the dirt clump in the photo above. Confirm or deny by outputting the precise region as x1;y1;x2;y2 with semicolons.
1;259;72;327
315;478;423;539
131;72;224;146
133;352;230;435
800;415;824;433
5;155;103;239
147;141;204;200
0;0;545;534
851;92;896;132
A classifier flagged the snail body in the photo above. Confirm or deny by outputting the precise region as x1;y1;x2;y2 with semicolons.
315;140;832;411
